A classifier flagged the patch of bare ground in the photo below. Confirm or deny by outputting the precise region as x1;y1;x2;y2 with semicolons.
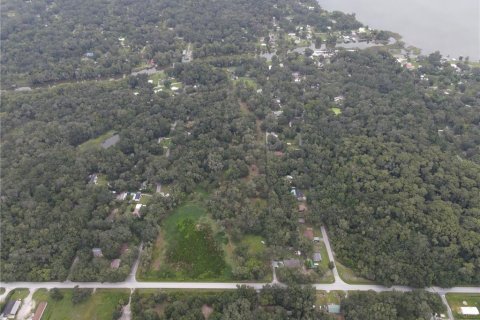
202;304;214;319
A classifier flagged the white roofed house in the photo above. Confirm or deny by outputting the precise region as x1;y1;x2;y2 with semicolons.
461;307;479;316
133;203;143;217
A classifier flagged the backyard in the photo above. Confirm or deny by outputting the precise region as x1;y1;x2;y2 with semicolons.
446;293;480;320
31;289;129;320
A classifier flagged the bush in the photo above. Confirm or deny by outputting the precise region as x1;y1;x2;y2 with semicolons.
50;288;64;301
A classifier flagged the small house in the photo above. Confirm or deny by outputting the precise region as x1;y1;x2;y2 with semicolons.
298;218;305;224
32;302;47;320
460;307;479;316
313;252;322;262
133;192;142;202
313;236;321;243
283;259;302;269
1;300;21;319
110;259;121;269
298;204;307;212
92;248;103;258
327;304;341;314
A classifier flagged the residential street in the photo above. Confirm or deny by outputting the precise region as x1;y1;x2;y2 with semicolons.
1;229;479;306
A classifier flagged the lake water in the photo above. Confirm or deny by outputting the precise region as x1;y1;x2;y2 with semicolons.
317;0;480;61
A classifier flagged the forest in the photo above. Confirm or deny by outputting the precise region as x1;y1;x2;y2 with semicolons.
1;0;479;290
130;285;444;320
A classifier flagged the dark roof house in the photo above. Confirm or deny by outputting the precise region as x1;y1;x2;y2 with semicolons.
133;192;142;202
283;259;302;268
313;252;322;262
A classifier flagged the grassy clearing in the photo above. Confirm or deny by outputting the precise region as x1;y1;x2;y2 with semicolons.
96;174;108;187
316;290;346;305
235;77;257;89
331;107;342;115
241;235;266;256
78;130;116;151
149;71;166;86
446;293;480;319
336;261;375;285
140;197;232;281
32;289;129;320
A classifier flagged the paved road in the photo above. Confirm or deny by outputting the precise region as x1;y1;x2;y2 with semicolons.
1;229;479;309
320;226;345;285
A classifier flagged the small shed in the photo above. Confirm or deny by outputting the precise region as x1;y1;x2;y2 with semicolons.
298;204;307;212
92;248;103;258
327;304;341;314
313;237;321;243
313;252;322;262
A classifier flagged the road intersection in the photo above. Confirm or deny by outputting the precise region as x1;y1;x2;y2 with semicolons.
1;227;478;319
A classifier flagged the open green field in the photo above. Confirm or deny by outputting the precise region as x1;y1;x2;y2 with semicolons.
78;130;116;151
32;289;129;320
331;107;342;115
336;261;375;285
446;293;480;320
139;196;233;281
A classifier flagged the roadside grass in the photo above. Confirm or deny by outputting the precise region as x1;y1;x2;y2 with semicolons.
78;130;116;151
9;288;30;300
32;289;129;320
0;288;5;294
446;293;480;320
331;107;342;115
316;290;346;305
316;241;335;284
336;261;375;285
